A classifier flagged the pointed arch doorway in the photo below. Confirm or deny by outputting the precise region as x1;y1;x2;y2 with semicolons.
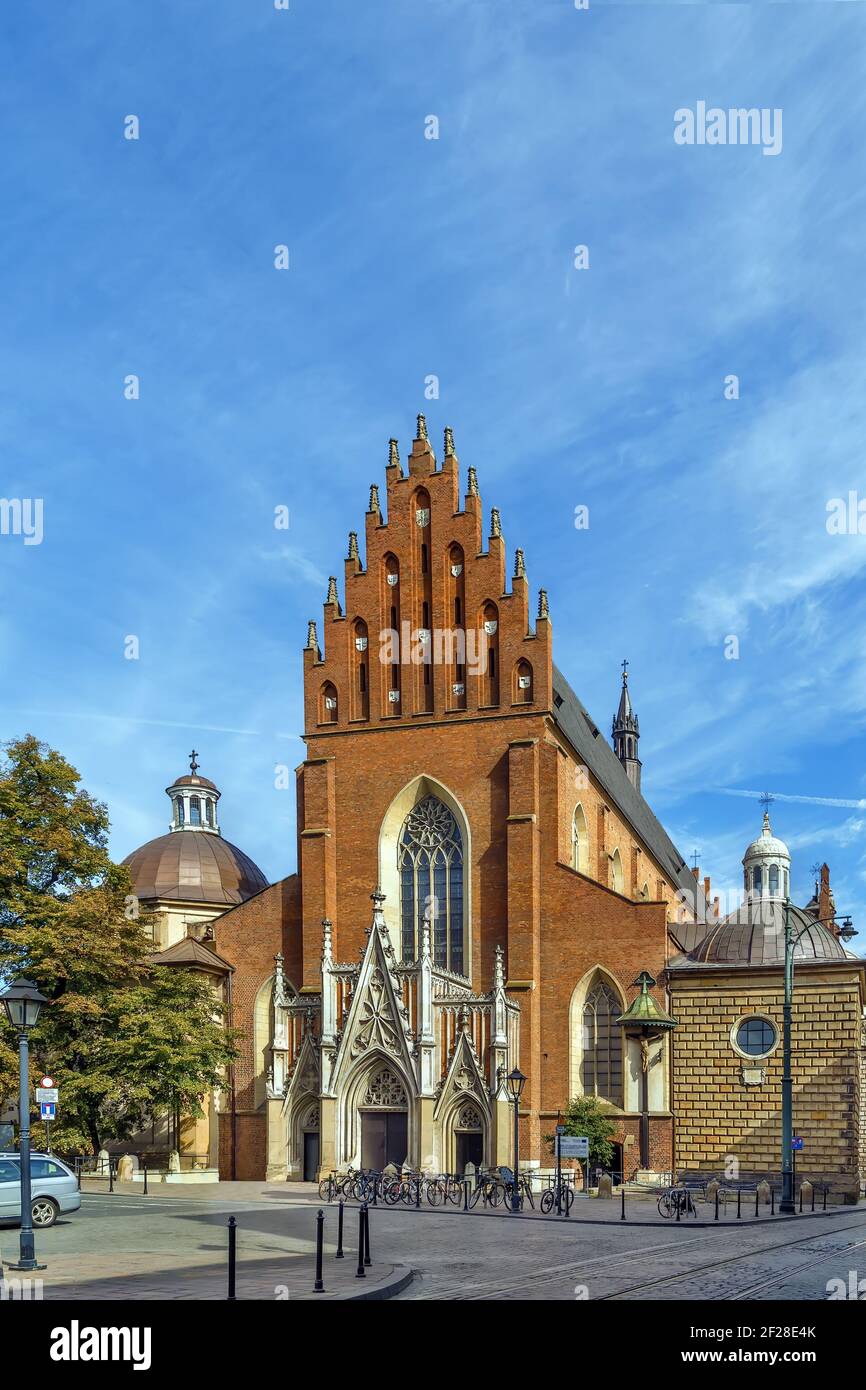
359;1065;409;1169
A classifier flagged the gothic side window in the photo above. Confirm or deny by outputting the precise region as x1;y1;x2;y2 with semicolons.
581;979;623;1106
572;803;589;873
399;795;465;975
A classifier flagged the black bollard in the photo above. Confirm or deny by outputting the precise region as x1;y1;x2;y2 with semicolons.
336;1199;345;1259
142;1162;148;1196
620;1186;626;1221
771;1185;775;1215
755;1188;759;1218
823;1184;828;1211
355;1205;366;1280
227;1215;236;1300
676;1193;681;1223
313;1209;325;1292
811;1185;815;1213
799;1186;803;1214
737;1190;741;1220
416;1177;421;1209
364;1203;371;1267
108;1159;114;1194
463;1179;469;1212
714;1189;719;1222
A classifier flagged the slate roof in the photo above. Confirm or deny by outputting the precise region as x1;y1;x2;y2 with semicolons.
551;663;706;916
149;937;233;974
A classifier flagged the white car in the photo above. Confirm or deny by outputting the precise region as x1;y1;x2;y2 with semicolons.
0;1152;81;1228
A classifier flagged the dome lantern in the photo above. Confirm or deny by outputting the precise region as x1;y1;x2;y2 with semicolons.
742;804;791;902
166;750;221;835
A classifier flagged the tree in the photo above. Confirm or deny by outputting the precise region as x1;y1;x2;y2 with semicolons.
0;735;238;1153
546;1095;617;1172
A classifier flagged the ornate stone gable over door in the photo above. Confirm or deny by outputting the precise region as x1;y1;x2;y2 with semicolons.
327;890;417;1102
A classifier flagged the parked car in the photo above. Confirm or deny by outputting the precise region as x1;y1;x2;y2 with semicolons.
0;1152;81;1228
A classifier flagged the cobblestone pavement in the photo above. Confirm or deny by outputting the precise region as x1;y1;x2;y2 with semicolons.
4;1184;865;1301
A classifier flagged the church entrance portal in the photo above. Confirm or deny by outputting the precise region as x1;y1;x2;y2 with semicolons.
303;1131;320;1182
361;1112;408;1169
456;1131;483;1174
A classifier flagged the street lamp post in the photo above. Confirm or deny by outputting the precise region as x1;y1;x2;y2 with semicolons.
505;1068;526;1212
779;901;856;1214
1;977;48;1271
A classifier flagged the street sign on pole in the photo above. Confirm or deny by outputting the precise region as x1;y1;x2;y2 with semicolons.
39;1102;56;1121
35;1087;58;1104
39;1076;55;1090
791;1136;804;1151
557;1135;589;1159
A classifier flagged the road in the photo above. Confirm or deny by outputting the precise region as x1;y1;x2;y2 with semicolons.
4;1185;865;1301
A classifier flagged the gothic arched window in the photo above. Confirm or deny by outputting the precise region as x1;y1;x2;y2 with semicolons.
581;979;623;1106
572;803;589;873
399;795;464;975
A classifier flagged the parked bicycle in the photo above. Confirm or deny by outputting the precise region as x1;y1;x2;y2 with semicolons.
658;1185;698;1219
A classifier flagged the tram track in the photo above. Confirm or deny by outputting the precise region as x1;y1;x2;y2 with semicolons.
416;1212;866;1301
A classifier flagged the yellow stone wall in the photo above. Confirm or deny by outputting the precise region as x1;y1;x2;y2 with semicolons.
670;964;866;1186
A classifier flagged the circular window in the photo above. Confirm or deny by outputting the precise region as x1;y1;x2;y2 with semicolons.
734;1016;777;1058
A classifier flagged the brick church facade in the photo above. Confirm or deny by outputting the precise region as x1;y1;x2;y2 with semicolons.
208;416;714;1183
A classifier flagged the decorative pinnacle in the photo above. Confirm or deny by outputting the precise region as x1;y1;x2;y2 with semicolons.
416;414;428;442
538;588;549;620
305;620;319;651
347;531;359;562
467;466;479;497
444;426;455;457
490;507;502;538
514;548;526;580
369;483;381;514
388;439;401;474
326;575;339;607
189;749;199;775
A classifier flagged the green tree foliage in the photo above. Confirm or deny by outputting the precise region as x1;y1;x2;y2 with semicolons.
0;735;237;1153
545;1095;617;1171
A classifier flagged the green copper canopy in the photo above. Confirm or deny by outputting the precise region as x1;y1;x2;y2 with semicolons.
616;971;677;1031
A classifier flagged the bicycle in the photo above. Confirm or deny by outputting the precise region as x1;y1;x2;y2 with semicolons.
540;1180;575;1215
657;1185;697;1219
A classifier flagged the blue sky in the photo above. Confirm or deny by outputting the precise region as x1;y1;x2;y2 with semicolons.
2;1;866;933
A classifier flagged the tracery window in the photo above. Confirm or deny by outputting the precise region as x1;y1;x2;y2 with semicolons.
399;795;464;974
364;1067;408;1108
581;979;623;1106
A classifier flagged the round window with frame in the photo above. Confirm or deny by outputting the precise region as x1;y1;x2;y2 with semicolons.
732;1015;778;1059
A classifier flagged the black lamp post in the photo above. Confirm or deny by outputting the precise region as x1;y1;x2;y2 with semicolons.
779;903;856;1214
505;1068;526;1211
1;977;48;1271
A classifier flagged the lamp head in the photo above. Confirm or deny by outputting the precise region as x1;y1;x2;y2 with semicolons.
0;977;47;1031
506;1068;526;1103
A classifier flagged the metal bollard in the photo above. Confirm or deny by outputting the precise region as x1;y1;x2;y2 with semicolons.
227;1215;236;1300
737;1190;741;1220
771;1185;775;1215
364;1203;371;1267
336;1199;345;1259
313;1209;325;1292
463;1180;469;1212
355;1205;366;1280
755;1188;759;1218
799;1186;803;1214
811;1185;815;1213
676;1193;681;1222
108;1159;114;1194
714;1189;719;1222
823;1184;828;1211
143;1162;149;1196
620;1186;626;1221
416;1177;421;1209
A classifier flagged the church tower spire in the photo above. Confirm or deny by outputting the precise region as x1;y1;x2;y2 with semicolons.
612;659;641;792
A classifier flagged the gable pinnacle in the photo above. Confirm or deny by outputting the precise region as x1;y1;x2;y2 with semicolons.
305;619;319;652
326;576;340;608
347;531;359;563
514;548;526;580
467;466;479;496
444;426;455;457
538;588;549;620
416;414;428;442
369;483;381;515
388;439;401;475
490;507;501;538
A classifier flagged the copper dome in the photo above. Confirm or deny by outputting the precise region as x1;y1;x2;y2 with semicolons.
689;901;846;967
123;830;269;906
